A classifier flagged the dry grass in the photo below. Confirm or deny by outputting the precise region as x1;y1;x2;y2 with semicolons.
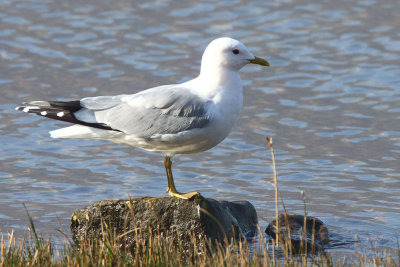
1;225;399;266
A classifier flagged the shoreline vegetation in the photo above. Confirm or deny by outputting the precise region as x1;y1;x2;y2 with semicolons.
1;138;399;266
1;224;399;266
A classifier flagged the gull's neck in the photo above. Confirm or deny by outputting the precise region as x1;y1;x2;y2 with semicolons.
186;66;242;99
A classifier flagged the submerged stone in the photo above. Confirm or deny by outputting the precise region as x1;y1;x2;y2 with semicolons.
265;214;329;253
71;196;258;250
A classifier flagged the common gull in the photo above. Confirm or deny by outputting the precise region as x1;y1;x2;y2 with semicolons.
16;37;269;199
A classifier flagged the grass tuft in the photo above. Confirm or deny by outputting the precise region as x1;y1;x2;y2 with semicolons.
1;224;399;266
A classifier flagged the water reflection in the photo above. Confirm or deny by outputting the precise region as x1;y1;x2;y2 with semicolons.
0;0;400;257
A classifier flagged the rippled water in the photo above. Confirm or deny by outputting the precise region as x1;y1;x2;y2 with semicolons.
1;0;400;257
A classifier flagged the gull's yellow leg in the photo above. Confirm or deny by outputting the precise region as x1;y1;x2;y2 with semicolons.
164;156;200;200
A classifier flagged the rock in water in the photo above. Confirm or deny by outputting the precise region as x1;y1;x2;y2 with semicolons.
265;214;329;253
71;196;258;250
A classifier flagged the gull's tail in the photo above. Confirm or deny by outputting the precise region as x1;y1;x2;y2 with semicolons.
15;100;116;132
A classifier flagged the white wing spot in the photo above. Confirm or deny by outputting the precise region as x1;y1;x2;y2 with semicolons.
41;111;47;116
57;112;64;117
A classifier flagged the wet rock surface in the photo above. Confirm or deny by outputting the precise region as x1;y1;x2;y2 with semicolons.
71;196;258;250
265;214;329;253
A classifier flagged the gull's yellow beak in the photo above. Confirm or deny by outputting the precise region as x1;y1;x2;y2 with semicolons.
249;56;270;67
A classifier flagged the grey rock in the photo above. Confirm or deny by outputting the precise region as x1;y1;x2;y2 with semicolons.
265;214;329;253
71;196;258;251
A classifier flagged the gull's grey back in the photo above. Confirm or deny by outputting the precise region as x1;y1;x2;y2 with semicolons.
79;86;212;138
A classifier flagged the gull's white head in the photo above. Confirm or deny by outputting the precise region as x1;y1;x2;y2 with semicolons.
200;37;269;74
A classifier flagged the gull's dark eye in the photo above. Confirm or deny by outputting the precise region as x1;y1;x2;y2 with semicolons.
232;49;240;55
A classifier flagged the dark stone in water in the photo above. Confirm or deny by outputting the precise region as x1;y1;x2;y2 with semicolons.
71;196;258;251
265;214;329;253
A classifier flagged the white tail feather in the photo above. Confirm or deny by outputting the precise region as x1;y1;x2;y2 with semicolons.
50;125;119;139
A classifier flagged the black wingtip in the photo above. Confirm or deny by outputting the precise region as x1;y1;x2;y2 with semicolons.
15;100;120;132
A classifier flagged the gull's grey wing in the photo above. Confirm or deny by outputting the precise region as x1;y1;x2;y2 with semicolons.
77;86;212;137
